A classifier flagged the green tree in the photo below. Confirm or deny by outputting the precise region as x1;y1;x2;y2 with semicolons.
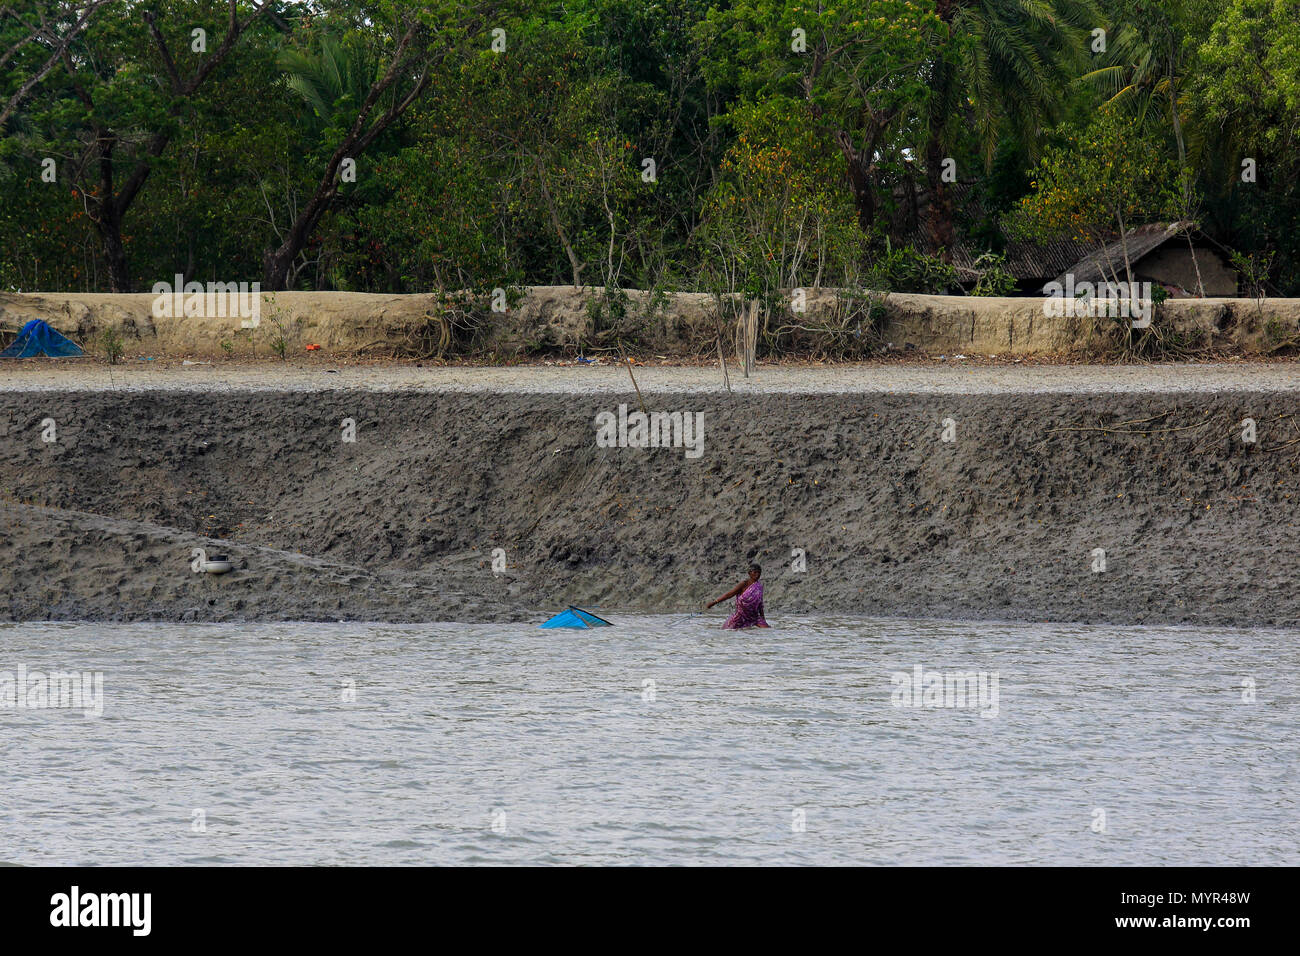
696;97;861;300
1187;0;1300;293
13;0;279;291
259;0;486;289
701;0;942;235
922;0;1099;253
0;1;111;128
1011;107;1182;285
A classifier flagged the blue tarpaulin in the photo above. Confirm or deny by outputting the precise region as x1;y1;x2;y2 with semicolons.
1;319;84;358
539;606;613;629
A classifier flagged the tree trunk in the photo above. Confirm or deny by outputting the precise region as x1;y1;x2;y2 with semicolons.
100;211;132;293
925;130;955;259
924;1;958;258
262;246;293;292
533;156;584;289
924;54;955;260
1168;68;1205;297
261;21;431;290
1115;207;1133;286
833;129;878;232
1185;231;1206;297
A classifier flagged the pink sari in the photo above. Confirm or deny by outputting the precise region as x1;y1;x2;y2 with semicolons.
723;580;768;629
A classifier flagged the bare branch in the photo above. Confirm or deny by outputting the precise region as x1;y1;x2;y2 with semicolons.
0;0;110;127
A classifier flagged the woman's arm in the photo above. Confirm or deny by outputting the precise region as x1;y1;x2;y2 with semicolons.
706;580;747;609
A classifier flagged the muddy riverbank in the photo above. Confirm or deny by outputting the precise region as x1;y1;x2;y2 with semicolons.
1;366;1296;625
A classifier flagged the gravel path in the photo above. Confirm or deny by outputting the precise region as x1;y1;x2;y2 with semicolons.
2;360;1298;393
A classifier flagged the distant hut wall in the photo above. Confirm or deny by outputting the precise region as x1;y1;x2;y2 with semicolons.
1134;245;1237;296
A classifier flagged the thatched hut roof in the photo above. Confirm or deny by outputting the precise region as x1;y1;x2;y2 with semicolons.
894;181;1098;282
1049;221;1197;288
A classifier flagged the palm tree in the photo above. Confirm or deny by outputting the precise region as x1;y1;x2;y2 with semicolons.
263;37;377;289
923;0;1098;254
279;35;375;133
1078;3;1202;164
262;18;435;290
1078;1;1213;292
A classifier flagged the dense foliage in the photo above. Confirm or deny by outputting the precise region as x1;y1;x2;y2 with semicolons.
2;0;1297;295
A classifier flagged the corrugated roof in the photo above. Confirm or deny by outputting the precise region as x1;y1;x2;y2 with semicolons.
955;238;1095;282
1050;221;1196;288
892;181;1098;281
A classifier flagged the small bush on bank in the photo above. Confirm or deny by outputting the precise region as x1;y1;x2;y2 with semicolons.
583;284;670;354
394;286;525;359
99;327;124;364
768;289;892;361
969;253;1017;297
1064;302;1209;361
865;242;961;295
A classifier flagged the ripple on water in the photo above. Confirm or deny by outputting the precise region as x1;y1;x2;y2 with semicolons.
0;616;1296;865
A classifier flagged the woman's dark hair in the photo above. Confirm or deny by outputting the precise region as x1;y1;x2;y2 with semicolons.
748;563;761;576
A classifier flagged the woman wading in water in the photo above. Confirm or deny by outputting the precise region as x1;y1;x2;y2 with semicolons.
706;563;769;629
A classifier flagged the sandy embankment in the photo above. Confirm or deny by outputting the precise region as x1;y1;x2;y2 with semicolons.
1;366;1297;626
4;287;1300;358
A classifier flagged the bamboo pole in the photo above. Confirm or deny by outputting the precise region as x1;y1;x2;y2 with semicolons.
618;344;647;416
713;311;732;393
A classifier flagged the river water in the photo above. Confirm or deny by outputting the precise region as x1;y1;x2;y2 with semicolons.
2;616;1295;865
